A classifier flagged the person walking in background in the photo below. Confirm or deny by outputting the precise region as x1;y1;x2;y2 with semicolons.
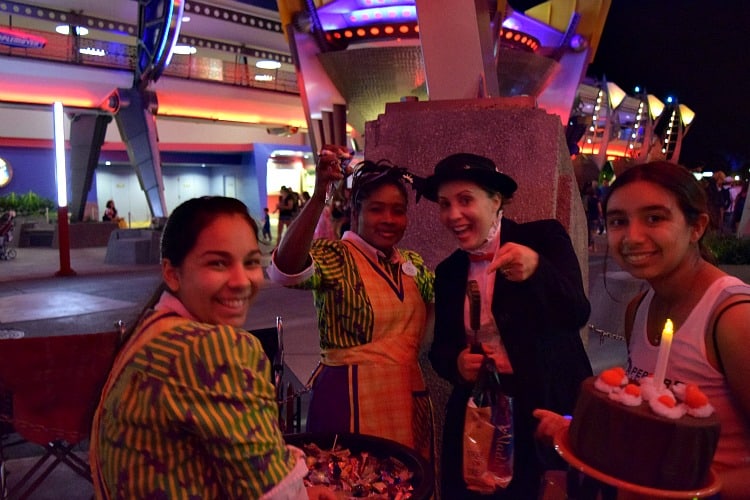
582;181;602;250
732;181;748;234
275;186;300;245
268;146;436;461
261;206;272;243
300;191;311;209
705;170;730;233
535;162;750;499
423;153;592;499
596;178;610;234
90;196;334;500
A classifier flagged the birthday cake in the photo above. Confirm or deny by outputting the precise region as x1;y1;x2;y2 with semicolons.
568;368;721;490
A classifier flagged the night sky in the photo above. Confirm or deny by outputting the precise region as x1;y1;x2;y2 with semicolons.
584;1;750;172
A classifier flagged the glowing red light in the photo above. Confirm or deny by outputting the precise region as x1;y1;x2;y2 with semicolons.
399;25;408;33
334;32;341;39
414;25;419;33
385;26;394;34
356;28;365;37
370;27;380;35
344;30;353;38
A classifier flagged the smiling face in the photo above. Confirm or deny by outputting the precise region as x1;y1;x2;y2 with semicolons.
351;183;408;254
162;213;264;327
605;180;708;282
436;180;503;251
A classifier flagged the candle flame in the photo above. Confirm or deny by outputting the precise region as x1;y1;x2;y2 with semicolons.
664;318;673;337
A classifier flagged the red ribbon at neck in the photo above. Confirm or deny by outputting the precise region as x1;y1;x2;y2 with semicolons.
468;252;494;263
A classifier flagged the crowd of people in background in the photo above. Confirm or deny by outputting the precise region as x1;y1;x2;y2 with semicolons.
702;170;749;235
261;184;351;247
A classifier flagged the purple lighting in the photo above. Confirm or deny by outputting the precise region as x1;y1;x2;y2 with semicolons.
348;7;416;24
318;0;415;31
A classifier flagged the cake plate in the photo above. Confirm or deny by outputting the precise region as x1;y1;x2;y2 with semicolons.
554;427;721;498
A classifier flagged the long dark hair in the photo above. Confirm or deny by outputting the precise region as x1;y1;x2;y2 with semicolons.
123;197;258;342
603;161;713;262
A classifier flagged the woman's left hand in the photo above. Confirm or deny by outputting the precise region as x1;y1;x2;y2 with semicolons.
487;242;539;281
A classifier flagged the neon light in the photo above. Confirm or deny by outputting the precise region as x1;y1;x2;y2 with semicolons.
53;102;67;207
0;27;47;48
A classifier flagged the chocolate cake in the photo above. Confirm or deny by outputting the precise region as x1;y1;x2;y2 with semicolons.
568;377;721;490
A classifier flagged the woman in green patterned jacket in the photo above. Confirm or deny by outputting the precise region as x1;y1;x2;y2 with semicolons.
269;146;435;461
90;196;333;499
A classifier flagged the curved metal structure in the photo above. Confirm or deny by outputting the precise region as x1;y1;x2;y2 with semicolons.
135;0;185;89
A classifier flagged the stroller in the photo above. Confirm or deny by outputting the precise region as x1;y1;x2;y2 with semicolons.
0;211;16;260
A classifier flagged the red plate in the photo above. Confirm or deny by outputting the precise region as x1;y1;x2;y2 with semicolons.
553;427;721;498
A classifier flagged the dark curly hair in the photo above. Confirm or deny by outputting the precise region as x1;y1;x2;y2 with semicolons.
349;160;411;214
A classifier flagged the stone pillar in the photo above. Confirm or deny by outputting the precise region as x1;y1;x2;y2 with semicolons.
365;97;588;280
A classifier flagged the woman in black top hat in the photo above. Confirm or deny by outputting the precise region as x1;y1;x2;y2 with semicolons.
423;153;592;499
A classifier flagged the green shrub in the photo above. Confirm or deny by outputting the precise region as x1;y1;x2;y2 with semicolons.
705;233;750;265
0;191;55;215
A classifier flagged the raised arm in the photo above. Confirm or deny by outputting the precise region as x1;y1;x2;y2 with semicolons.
273;145;349;274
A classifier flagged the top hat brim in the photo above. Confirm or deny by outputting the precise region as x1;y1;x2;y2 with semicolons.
421;168;517;202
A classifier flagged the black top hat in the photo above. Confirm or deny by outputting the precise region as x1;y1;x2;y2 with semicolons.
421;153;517;202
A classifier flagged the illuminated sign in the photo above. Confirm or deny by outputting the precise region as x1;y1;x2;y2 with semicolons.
0;27;47;49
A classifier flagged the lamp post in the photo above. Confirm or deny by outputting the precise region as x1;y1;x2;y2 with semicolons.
53;101;76;276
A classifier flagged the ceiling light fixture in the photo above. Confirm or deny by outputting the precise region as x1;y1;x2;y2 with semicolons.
256;60;281;70
171;45;196;55
55;25;89;36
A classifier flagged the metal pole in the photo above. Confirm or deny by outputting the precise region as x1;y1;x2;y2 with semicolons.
56;206;76;276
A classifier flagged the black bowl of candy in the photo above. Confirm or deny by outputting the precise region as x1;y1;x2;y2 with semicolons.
284;432;434;500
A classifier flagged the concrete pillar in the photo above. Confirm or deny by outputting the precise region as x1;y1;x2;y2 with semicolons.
365;97;588;278
415;0;499;99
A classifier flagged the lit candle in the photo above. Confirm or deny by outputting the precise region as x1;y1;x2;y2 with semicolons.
652;319;674;389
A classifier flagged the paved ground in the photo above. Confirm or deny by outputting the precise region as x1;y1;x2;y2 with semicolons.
0;233;637;499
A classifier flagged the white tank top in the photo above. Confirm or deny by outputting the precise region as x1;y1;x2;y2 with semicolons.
627;275;750;471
